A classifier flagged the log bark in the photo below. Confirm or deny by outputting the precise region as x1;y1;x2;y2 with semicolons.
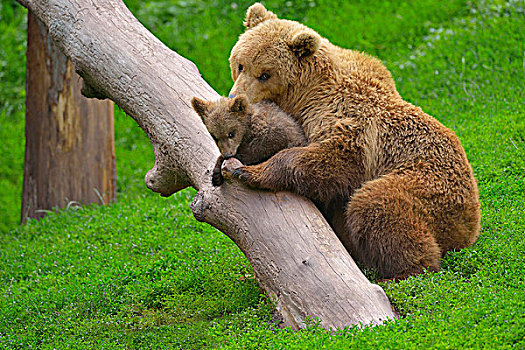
16;0;395;329
21;12;116;222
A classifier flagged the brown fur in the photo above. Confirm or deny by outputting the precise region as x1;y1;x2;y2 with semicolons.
226;3;480;278
191;94;307;186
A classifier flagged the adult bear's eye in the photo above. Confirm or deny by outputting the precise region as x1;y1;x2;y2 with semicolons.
238;64;243;73
258;72;271;81
228;131;235;138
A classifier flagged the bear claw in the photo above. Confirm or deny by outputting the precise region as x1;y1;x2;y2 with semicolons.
231;169;245;178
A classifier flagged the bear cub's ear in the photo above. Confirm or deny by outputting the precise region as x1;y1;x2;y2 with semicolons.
243;3;277;29
191;97;209;120
230;94;249;114
289;31;321;58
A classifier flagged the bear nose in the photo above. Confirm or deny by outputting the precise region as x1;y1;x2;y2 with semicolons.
228;94;236;98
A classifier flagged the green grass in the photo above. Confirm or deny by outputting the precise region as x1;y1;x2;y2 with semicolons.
1;0;524;348
0;1;27;231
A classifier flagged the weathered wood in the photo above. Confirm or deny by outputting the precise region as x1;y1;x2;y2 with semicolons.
21;12;116;221
192;158;395;329
16;0;395;329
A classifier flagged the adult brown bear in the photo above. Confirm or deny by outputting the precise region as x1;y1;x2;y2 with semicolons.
226;3;480;279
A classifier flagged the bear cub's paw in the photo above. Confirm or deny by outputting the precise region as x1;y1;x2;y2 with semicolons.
211;168;224;187
211;155;226;187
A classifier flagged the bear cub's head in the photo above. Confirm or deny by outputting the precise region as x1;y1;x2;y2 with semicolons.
191;95;251;159
229;2;321;103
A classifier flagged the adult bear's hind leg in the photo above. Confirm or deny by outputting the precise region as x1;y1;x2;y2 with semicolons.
342;173;441;279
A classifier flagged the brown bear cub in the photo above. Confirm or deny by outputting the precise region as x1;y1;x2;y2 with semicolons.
226;3;481;279
191;95;307;186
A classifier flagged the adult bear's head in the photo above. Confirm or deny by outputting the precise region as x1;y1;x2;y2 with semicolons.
229;3;322;104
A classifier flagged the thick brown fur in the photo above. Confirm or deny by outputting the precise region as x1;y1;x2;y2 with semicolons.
191;95;307;186
226;3;481;278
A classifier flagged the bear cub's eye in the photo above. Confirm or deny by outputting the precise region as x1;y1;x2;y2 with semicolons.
258;72;271;82
238;64;243;73
228;131;235;139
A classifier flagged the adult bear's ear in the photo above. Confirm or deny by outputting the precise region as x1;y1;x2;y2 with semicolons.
230;94;249;114
289;31;320;58
191;97;209;120
243;3;277;29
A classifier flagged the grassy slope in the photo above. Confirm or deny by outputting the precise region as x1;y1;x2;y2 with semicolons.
1;0;524;348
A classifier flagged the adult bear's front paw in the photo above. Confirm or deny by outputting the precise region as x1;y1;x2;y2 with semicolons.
225;165;261;188
220;158;255;186
232;167;254;183
231;168;246;178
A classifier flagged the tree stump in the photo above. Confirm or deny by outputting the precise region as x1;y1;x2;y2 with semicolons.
21;12;115;221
